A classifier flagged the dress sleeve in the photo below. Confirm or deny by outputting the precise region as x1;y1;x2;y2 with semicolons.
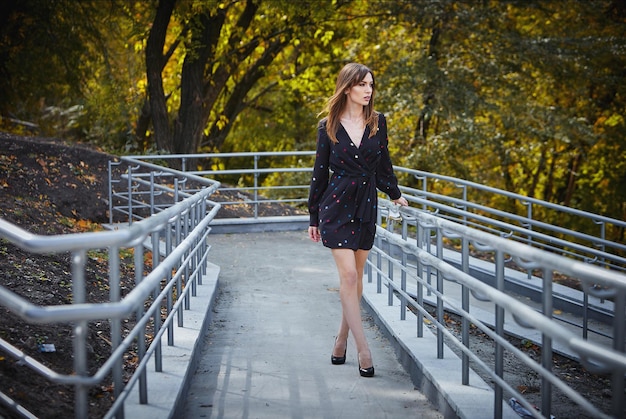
375;114;402;200
308;122;331;226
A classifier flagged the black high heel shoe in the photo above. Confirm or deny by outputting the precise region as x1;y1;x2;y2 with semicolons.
331;338;347;365
358;363;375;377
358;352;375;377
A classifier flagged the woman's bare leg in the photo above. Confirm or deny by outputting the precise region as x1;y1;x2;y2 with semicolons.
331;248;372;368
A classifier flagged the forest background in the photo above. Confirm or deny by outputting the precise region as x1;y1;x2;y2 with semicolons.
0;0;625;242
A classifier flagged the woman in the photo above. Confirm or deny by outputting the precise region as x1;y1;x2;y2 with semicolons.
307;63;408;377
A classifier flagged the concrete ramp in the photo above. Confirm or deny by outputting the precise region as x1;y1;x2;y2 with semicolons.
181;231;442;418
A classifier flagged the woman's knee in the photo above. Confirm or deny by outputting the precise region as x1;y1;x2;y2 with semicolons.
340;269;359;287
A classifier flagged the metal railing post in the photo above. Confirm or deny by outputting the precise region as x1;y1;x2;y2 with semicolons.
494;249;505;419
109;245;124;419
127;164;134;224
541;269;554;418
72;250;89;419
461;235;470;386
135;243;148;404
108;161;114;225
152;230;162;373
415;219;424;338
612;290;626;417
254;154;259;218
436;228;444;360
400;220;408;321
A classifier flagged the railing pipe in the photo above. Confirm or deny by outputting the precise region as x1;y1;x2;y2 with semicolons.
542;269;554;418
3;151;626;418
436;227;444;359
109;244;124;419
494;249;505;419
398;167;626;233
374;225;625;418
403;189;626;268
71;250;89;419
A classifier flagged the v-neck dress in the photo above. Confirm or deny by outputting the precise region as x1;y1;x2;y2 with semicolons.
308;113;401;250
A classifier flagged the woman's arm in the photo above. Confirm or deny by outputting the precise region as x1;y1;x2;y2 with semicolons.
375;114;404;203
308;123;331;227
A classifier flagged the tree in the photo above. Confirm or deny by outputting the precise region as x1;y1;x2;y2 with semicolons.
0;0;87;130
1;0;624;230
0;0;150;147
143;0;339;156
366;0;626;228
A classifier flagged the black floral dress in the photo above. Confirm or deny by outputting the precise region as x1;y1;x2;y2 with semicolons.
308;113;401;250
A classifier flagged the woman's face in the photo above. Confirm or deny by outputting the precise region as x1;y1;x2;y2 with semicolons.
345;72;373;108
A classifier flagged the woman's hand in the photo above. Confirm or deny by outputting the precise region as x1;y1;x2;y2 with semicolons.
308;226;321;242
393;196;409;206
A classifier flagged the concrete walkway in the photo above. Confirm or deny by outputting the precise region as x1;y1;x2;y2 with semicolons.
181;231;442;418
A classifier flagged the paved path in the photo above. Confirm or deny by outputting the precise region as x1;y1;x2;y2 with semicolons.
181;231;442;418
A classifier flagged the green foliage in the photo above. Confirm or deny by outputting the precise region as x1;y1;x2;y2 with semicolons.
1;0;625;227
363;0;626;226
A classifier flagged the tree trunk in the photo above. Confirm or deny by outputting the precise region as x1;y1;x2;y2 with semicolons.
562;153;582;207
144;0;301;161
543;150;557;203
202;37;289;151
414;23;442;143
145;0;175;152
527;145;547;199
171;1;258;156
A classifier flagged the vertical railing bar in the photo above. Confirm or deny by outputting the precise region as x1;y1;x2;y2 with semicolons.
150;172;155;216
196;203;204;282
71;250;89;419
420;174;427;211
108;161;114;225
108;245;124;419
522;201;533;280
134;243;148;404
174;177;179;204
184;210;191;310
494;249;505;419
127;165;133;225
461;236;470;386
611;290;626;417
416;219;424;338
176;213;184;327
460;186;471;386
436;228;444;359
400;220;408;321
198;200;206;280
596;220;606;265
254;154;259;219
191;204;198;297
583;291;589;339
151;230;162;372
387;217;394;306
541;269;554;418
164;219;174;343
426;226;433;296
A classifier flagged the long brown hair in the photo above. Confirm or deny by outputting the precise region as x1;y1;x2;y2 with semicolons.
320;63;379;144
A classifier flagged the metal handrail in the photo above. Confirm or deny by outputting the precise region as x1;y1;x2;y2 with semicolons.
121;152;625;274
2;150;624;418
0;160;220;418
395;167;626;272
122;152;316;219
370;201;626;418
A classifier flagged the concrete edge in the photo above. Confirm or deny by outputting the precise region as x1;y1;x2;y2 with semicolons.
121;262;220;419
362;279;519;419
209;216;309;234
